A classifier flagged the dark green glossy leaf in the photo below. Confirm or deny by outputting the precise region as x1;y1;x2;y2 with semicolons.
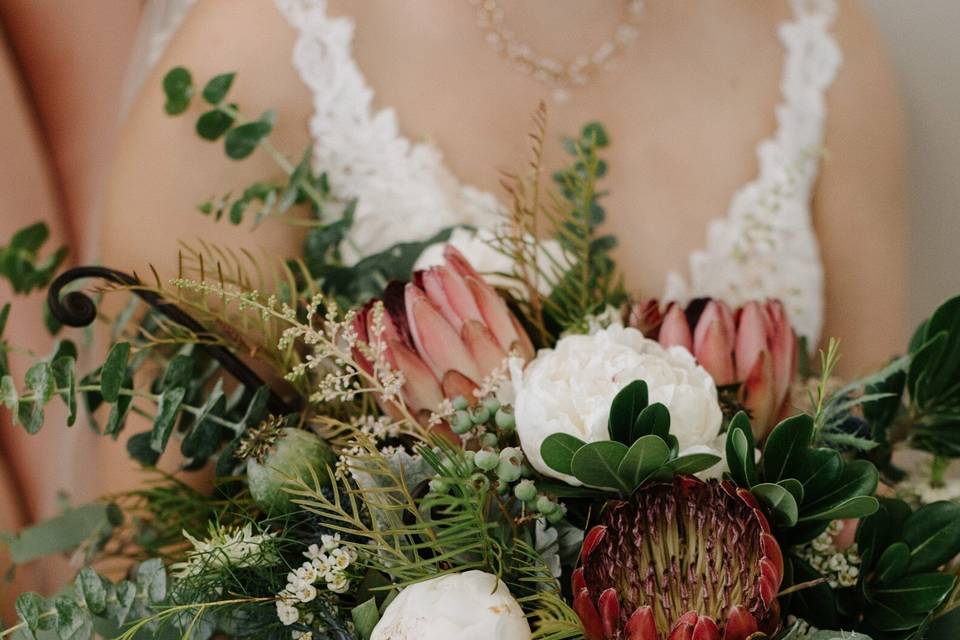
570;441;630;492
799;495;878;522
618;435;670;490
902;501;960;572
100;342;130;403
799;459;878;520
201;72;235;104
871;572;956;614
150;387;186;453
777;477;805;505
104;372;134;438
875;541;910;585
224;112;274;160
725;412;757;487
540;433;587;476
607;379;648;444
762;414;814;483
865;604;928;632
162;66;192;101
752;482;798;527
666;453;721;476
196;108;235;140
632;402;670;443
127;431;160;467
352;596;380;640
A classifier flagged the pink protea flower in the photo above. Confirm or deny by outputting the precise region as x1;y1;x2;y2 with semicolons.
572;476;783;640
354;246;534;419
629;298;797;441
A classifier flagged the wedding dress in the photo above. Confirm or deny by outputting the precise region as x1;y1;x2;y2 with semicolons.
129;0;841;347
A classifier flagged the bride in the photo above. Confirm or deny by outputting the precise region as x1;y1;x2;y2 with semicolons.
91;0;906;493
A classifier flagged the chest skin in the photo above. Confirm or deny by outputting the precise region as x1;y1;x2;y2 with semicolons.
326;0;792;298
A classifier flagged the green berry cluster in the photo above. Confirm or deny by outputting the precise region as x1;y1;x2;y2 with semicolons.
448;395;516;436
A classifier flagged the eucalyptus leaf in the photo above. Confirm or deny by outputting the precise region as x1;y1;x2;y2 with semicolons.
4;503;113;565
106;581;136;627
53;596;92;640
196;109;235;141
224;112;274;160
100;342;130;403
75;568;107;614
540;433;587;476
103;372;133;438
135;558;167;603
50;356;77;426
150;387;186;453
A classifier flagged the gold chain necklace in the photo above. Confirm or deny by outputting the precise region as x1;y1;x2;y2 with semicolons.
470;0;644;104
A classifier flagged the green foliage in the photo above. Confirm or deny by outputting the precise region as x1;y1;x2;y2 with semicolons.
540;380;719;494
854;497;960;639
724;412;879;544
8;559;169;640
162;67;193;114
0;222;67;294
1;502;120;566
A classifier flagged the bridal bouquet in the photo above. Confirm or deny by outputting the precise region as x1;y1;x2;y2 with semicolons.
1;67;959;640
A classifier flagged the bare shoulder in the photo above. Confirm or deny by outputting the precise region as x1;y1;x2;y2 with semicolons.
105;0;312;276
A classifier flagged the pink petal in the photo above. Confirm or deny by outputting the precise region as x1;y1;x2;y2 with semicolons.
420;265;483;332
574;588;606;640
462;320;508;378
659;304;694;351
465;274;523;353
440;370;478;404
405;284;482;383
389;339;443;414
734;302;768;381
693;317;736;385
692;616;721;640
628;299;663;337
741;350;776;440
766;300;797;410
722;606;758;640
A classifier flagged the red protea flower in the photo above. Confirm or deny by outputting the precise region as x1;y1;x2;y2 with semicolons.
628;298;796;441
354;246;534;419
572;476;783;640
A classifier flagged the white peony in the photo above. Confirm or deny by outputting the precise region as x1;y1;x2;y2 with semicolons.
370;571;531;640
511;324;722;484
414;227;564;296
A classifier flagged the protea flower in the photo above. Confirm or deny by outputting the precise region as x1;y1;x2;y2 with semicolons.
628;298;796;441
572;476;783;640
354;246;534;419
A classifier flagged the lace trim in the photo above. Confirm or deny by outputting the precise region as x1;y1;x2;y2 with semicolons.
664;0;841;346
251;0;837;345
273;0;502;264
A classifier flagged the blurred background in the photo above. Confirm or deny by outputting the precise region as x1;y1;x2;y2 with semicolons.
867;0;960;325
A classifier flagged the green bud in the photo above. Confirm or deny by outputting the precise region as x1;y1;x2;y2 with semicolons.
513;479;537;502
480;432;499;448
474;448;499;471
429;478;449;494
497;462;522;483
499;446;522;462
546;504;567;524
471;473;491;492
451;395;470;411
451;410;474;435
482;397;501;414
462;450;476;470
536;495;558;515
495;408;516;431
471;406;491;425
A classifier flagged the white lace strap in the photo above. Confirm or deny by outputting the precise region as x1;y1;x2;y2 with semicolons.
272;0;502;264
664;0;841;348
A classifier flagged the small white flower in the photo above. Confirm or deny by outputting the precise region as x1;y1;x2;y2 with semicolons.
294;583;318;604
293;631;313;640
330;548;352;570
321;533;341;552
327;573;350;594
511;324;722;484
296;562;319;584
276;601;299;626
304;544;322;560
370;571;531;640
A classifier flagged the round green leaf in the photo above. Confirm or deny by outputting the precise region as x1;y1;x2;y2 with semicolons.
632;402;670;443
100;342;130;403
666;453;721;476
870;572;956;614
725;412;757;487
607;380;648;444
202;72;235;104
617;435;670;490
875;541;910;585
798;495;878;522
570;441;630;492
761;413;814;483
196;109;236;141
540;433;587;476
902;501;960;572
752;482;799;527
799;459;878;519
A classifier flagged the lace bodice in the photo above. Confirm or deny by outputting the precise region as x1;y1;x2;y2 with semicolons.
142;0;841;346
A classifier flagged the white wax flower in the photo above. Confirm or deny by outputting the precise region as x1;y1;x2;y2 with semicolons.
511;324;722;484
370;571;532;640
